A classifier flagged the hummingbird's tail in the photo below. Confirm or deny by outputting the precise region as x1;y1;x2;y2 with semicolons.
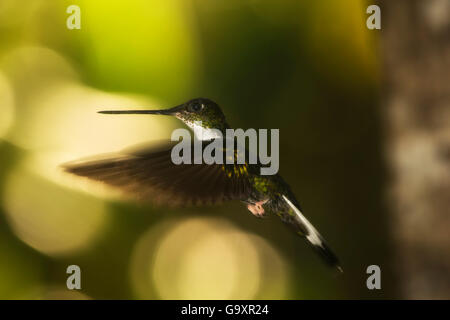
281;195;343;273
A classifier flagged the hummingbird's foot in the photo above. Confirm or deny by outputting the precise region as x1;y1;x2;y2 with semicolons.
247;199;269;218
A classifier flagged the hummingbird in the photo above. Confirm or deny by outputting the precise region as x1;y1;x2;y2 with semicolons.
63;98;342;272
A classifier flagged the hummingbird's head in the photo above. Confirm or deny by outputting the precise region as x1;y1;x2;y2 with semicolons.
171;98;228;130
99;98;229;132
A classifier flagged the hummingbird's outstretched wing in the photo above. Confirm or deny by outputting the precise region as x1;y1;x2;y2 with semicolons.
62;141;252;206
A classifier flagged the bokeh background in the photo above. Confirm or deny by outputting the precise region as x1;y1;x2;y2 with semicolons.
0;0;448;299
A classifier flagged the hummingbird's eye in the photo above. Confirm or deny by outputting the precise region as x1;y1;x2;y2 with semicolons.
189;102;203;112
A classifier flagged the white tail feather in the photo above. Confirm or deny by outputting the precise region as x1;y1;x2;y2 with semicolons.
282;195;324;248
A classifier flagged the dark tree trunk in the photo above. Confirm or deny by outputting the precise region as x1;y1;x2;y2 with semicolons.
380;0;450;299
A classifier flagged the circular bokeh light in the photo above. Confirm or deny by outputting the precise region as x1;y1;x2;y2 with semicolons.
130;217;289;299
3;162;108;256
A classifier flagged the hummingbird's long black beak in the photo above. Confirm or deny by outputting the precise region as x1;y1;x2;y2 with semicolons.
98;104;184;116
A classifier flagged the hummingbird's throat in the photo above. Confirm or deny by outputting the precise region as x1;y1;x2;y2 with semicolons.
184;120;224;140
186;121;222;140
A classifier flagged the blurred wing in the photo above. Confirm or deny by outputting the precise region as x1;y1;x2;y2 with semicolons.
62;141;251;206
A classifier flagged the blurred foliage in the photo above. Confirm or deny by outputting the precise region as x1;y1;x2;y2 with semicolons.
0;0;397;299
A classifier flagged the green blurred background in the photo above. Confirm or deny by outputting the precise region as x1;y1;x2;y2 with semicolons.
0;0;404;299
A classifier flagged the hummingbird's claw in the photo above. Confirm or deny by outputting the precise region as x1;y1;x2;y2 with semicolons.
247;200;269;218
